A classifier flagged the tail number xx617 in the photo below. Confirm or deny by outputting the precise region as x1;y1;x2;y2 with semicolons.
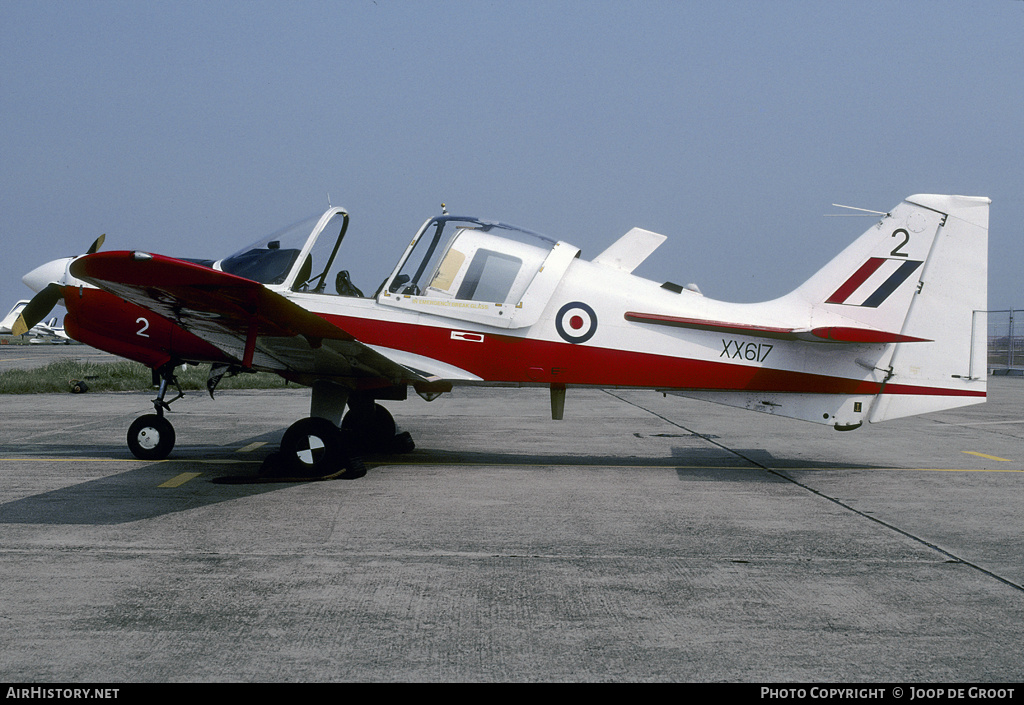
721;339;773;362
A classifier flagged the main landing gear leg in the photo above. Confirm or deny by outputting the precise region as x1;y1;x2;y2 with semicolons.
126;363;183;460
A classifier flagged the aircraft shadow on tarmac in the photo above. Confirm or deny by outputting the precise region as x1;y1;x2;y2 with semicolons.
0;429;290;525
0;433;880;525
0;464;274;527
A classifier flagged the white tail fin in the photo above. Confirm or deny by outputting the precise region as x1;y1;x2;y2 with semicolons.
790;194;989;420
1;300;31;333
868;195;989;420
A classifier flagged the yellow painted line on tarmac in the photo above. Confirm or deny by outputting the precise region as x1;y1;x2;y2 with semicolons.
785;466;1023;473
901;468;1023;473
962;451;1013;462
368;461;753;469
1;458;1018;473
158;472;203;488
746;466;1023;473
369;463;1024;475
0;457;160;463
236;442;267;453
0;457;260;464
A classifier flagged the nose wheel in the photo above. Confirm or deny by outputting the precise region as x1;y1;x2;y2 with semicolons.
126;363;182;460
127;414;176;460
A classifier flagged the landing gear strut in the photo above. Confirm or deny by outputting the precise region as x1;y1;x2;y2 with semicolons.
126;363;182;460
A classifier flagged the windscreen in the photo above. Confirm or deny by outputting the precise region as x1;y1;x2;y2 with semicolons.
217;215;320;284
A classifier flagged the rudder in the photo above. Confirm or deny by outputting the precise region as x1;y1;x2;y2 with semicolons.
868;194;989;421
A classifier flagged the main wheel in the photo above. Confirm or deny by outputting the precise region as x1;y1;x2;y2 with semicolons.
279;417;348;476
127;414;176;460
341;402;396;451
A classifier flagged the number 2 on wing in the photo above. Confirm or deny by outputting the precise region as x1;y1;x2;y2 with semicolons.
136;317;150;337
890;228;910;257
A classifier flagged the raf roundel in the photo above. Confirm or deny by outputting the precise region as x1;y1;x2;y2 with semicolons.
555;302;598;344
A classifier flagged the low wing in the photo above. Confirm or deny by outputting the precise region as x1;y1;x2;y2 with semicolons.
70;251;437;388
624;312;931;343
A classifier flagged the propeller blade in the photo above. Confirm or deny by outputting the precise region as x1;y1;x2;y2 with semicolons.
87;234;106;255
11;283;62;336
16;234;104;335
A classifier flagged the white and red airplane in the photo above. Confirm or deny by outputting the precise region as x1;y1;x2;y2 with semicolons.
19;193;989;477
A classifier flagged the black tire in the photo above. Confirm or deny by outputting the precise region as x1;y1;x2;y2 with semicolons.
279;417;348;476
341;403;396;451
127;414;176;460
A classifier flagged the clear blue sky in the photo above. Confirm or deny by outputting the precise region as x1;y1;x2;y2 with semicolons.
3;0;1021;319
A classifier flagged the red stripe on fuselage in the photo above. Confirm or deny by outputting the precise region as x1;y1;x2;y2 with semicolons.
321;313;983;398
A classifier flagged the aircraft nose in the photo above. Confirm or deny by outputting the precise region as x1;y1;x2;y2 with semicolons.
22;257;72;293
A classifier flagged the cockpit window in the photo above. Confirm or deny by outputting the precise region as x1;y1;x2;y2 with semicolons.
215;210;375;296
289;212;357;295
455;249;521;301
388;218;555;305
218;215;320;284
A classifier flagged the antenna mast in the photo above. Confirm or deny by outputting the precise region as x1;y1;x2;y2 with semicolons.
826;203;890;217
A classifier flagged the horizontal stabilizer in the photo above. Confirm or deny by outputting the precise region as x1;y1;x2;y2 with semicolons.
806;327;930;343
624;312;930;343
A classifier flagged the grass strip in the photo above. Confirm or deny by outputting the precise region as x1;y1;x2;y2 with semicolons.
0;358;289;394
